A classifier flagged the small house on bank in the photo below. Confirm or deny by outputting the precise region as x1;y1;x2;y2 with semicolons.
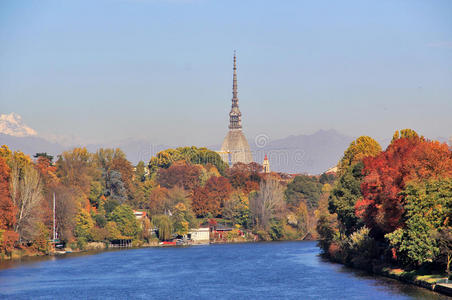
186;227;210;244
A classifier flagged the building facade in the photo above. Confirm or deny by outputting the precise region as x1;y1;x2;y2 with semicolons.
262;154;270;173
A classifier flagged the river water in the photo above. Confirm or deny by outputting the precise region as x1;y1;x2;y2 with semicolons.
0;241;448;299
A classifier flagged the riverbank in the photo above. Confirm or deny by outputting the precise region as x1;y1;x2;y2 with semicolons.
323;254;452;297
0;237;260;262
375;265;452;297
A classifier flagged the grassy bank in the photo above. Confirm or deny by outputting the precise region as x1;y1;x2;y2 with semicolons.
375;266;451;296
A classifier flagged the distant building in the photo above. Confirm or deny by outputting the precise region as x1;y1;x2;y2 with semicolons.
219;52;253;166
262;154;270;173
133;210;147;220
325;166;338;174
187;227;210;244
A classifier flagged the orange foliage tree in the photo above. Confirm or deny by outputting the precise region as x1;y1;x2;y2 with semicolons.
192;176;232;217
226;162;261;194
147;186;169;215
0;157;18;255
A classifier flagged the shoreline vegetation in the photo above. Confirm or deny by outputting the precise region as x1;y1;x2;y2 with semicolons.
1;128;451;297
0;145;328;262
316;129;452;297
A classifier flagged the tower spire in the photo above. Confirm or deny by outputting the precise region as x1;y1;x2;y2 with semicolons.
232;50;238;103
229;51;242;130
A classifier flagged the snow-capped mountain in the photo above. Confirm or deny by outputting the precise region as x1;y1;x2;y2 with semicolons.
0;113;37;137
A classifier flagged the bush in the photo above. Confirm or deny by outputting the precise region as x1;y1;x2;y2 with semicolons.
269;221;285;241
90;227;108;242
77;237;87;250
346;227;377;268
256;230;271;241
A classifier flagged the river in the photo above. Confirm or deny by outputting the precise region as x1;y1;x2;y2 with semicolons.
0;241;448;299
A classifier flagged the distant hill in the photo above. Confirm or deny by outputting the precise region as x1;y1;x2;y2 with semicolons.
0;133;65;157
2;128;448;175
250;129;354;175
0;134;170;165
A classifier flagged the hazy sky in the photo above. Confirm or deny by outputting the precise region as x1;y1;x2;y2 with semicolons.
1;0;451;146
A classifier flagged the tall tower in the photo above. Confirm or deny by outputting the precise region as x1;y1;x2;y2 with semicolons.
220;52;253;166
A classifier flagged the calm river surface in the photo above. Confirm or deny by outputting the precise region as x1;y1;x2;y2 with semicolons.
0;241;448;299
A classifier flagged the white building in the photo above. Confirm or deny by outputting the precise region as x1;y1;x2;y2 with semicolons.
187;228;210;244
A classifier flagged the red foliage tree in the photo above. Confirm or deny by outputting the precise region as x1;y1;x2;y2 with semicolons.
192;176;232;217
226;162;261;194
157;161;201;191
0;157;18;255
356;137;452;236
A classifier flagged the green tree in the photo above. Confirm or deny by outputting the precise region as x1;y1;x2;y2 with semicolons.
105;221;123;240
135;161;147;182
172;202;190;236
88;181;104;208
74;209;94;241
328;162;364;235
316;213;337;252
152;215;173;241
285;175;323;210
223;191;250;228
148;146;228;176
109;204;139;238
386;178;452;268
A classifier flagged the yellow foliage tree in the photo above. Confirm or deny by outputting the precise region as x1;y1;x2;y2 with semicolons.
337;136;381;175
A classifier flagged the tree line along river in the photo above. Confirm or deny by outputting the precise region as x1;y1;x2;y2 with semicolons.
0;241;448;299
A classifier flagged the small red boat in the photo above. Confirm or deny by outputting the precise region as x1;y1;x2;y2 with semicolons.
160;241;176;245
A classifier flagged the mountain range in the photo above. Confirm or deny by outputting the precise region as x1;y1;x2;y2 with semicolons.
1;113;450;174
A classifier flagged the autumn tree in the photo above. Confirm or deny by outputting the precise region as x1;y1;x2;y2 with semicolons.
56;148;97;196
53;185;78;242
147;186;169;215
95;148;134;201
391;128;420;143
337;136;381;175
149;146;228;176
226;162;261;194
165;187;197;229
74;209;94;241
0;157;18;256
157;160;201;191
356;135;452;236
192;176;232;217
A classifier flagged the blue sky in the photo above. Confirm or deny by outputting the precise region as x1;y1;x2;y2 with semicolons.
1;0;451;145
